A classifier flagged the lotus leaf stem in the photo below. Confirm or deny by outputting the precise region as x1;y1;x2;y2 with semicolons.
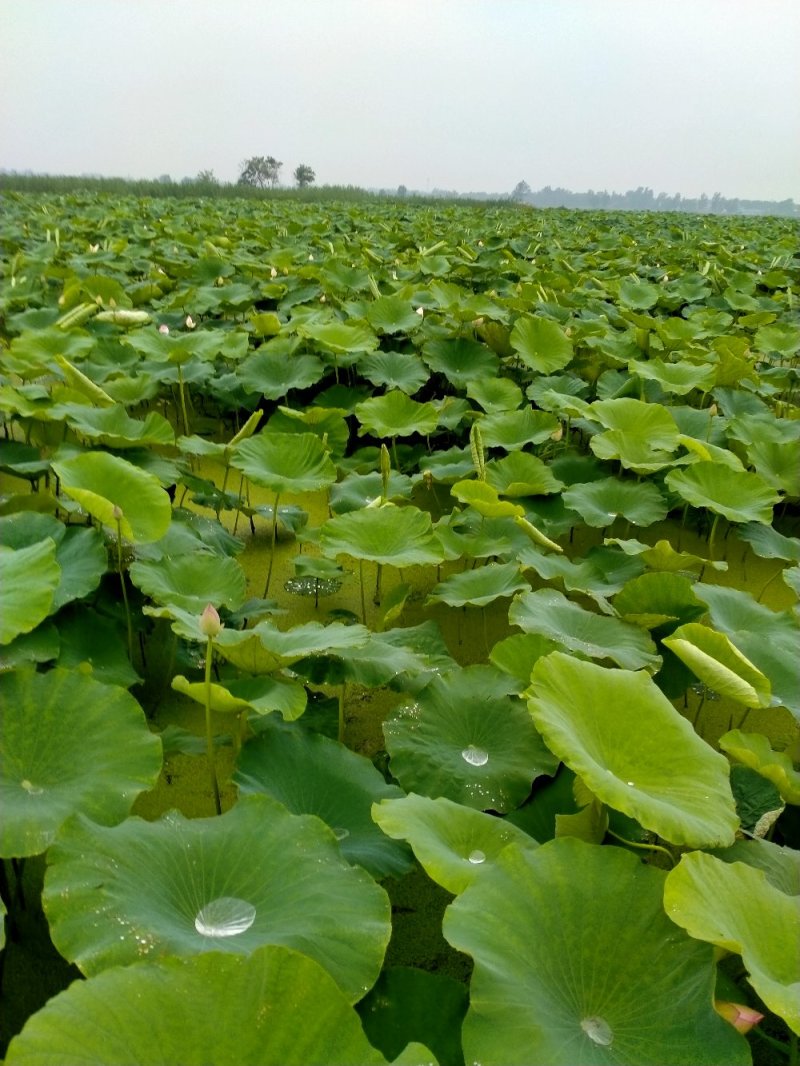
114;513;134;663
177;365;191;437
203;635;222;816
374;563;383;606
707;513;720;561
263;491;281;597
359;559;367;625
605;829;675;867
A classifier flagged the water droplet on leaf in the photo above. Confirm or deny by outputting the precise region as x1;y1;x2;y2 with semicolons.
580;1016;613;1046
468;849;486;864
461;745;489;767
195;897;256;938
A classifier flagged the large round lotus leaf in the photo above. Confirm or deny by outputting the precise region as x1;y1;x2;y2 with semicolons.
360;350;429;394
4;946;389;1066
665;851;800;1034
427;561;529;609
737;521;800;562
485;451;564;496
509;588;660;672
628;357;716;396
235;723;413;878
489;632;561;689
618;276;661;309
663;623;771;708
383;665;558;812
561;477;668;528
300;319;378;357
525;653;739;848
612;571;706;630
57;403;175;447
215;619;371;673
466;376;523;413
718;730;800;805
51;452;172;543
355;391;438;438
129;553;247;613
421;337;499;388
43;794;390;1000
365;294;424;335
715;837;800;897
237;350;326;399
330;470;414;514
510;315;573;374
0;539;60;645
266;406;350;459
478;408;559;450
588;398;680;472
320;504;442;568
665;462;779;524
0;667;162;857
443;838;748;1066
373;793;538;894
230;431;336;495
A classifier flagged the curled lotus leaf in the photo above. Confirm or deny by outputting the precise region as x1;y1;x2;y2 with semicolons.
665;462;779;525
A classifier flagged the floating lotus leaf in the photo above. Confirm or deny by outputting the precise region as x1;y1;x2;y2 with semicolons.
663;623;771;708
51;452;173;543
665;852;800;1035
525;652;739;848
421;337;499;388
478;408;559;450
43;794;390;1001
588;398;680;472
129;553;247;613
56;403;175;447
510;588;660;671
3;946;391;1066
355;392;438;439
665;462;779;525
360;351;429;393
237;350;325;399
562;476;668;528
510;315;573;374
427;561;529;609
444;838;748;1066
320;504;442;568
230;431;336;495
719;730;800;804
383;665;558;812
485;452;564;496
235;723;413;878
0;667;162;857
365;294;424;335
373;793;537;894
0;539;60;645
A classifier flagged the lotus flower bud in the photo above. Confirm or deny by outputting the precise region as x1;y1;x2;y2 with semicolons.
158;324;170;334
185;315;196;329
199;604;222;638
714;1001;763;1033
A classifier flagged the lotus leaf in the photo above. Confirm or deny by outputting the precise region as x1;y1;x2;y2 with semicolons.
215;620;371;674
230;431;336;495
129;553;247;613
237;350;325;399
485;451;564;496
715;838;800;897
421;337;499;388
612;572;707;630
510;315;573;374
628;356;716;396
55;403;175;447
562;476;668;528
0;539;60;645
466;376;523;412
665;462;779;525
360;350;429;394
427;561;529;609
365;294;424;335
300;319;378;359
719;730;800;804
320;504;442;568
55;605;141;688
478;408;559;450
355;392;438;439
489;632;562;689
663;623;771;708
588;398;680;472
737;521;800;562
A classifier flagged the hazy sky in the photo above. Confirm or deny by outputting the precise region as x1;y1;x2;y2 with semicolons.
2;0;798;200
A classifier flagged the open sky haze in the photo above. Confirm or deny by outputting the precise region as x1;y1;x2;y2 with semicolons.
2;0;798;201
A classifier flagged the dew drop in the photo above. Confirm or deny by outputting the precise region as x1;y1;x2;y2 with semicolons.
580;1015;613;1046
468;849;486;865
461;745;489;767
332;826;350;841
20;779;44;795
626;781;635;787
194;897;256;938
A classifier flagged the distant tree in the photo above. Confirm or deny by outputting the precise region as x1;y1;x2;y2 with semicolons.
196;169;219;185
511;180;531;201
156;173;173;184
238;156;283;188
397;184;408;198
293;164;316;188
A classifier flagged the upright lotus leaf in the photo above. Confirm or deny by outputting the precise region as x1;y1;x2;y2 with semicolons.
628;356;716;396
43;794;390;1001
299;319;378;361
561;477;668;528
421;337;499;388
736;521;800;563
485;452;564;496
451;479;523;519
373;793;538;894
719;730;800;804
478;408;559;450
607;537;727;576
510;589;661;672
618;276;661;309
266;406;350;459
427;561;530;609
237;349;325;399
51;452;172;543
0;539;60;644
489;632;561;690
444;838;749;1066
715;838;800;897
665;852;800;1034
235;723;413;878
55;404;175;448
612;572;707;630
230;431;336;495
355;391;438;439
518;545;644;613
55;605;141;689
666;462;779;525
663;623;771;708
319;504;443;568
588;398;680;472
330;471;414;514
525;653;739;848
215;620;371;675
383;665;558;812
3;946;389;1066
510;314;573;373
360;350;429;394
0;667;162;857
466;376;523;412
129;553;247;613
365;294;424;335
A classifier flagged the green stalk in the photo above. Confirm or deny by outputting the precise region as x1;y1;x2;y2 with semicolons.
359;559;367;625
263;491;281;597
204;635;222;816
606;829;675;867
374;563;383;606
177;365;190;436
114;511;134;663
707;512;720;561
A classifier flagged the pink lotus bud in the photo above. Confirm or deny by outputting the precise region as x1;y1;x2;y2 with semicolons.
158;324;170;334
199;604;222;638
714;1001;764;1033
112;504;123;520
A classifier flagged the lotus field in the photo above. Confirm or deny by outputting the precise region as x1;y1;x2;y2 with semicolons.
1;190;799;1065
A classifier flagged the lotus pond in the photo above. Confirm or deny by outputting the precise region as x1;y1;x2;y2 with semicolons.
0;190;798;1065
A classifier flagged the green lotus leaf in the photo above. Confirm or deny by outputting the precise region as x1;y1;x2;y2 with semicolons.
619;276;661;309
510;315;573;374
665;851;800;1034
235;722;413;878
562;476;668;528
510;589;661;671
0;667;161;857
715;837;800;897
612;572;706;630
588;398;680;472
418;445;474;484
43;794;390;1000
421;337;499;388
525;653;739;847
489;632;561;689
330;471;414;514
320;504;442;568
518;545;644;612
719;730;800;804
373;793;538;894
366;294;424;335
266;405;350;459
383;665;558;812
485;451;564;496
478;408;559;450
663;623;771;708
427;561;529;609
230;431;336;495
355;391;438;439
466;376;523;412
51;452;172;543
0;539;60;645
300;318;379;357
4;946;390;1066
629;356;716;395
608;537;727;575
0;623;59;672
129;553;247;613
55;605;141;688
360;350;430;394
666;462;779;525
444;838;748;1066
737;521;800;562
237;350;326;399
215;619;371;674
56;403;175;447
450;479;524;518
171;675;254;715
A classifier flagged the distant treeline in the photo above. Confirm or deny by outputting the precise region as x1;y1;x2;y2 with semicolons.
505;182;798;217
